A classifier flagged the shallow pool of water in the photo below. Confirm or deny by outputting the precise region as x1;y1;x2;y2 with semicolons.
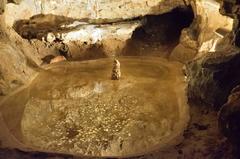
0;57;189;157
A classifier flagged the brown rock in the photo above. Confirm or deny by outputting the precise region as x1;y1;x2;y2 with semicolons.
111;59;121;80
219;85;240;145
0;0;6;14
50;56;66;64
186;48;240;109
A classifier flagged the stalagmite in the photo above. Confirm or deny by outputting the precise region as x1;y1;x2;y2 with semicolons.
111;59;121;80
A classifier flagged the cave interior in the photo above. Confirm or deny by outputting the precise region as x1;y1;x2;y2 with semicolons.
0;0;240;159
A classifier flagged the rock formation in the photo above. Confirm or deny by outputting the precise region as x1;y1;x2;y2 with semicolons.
216;1;240;154
170;0;233;63
219;85;240;146
4;0;188;26
186;48;240;108
185;0;240;109
0;1;40;96
50;55;66;64
111;59;121;80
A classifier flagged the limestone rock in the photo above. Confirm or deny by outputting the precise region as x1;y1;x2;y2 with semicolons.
219;85;240;145
171;0;233;63
46;32;55;43
0;0;6;14
192;0;233;46
186;48;240;109
58;42;70;58
61;21;140;58
0;40;36;95
111;59;121;80
170;43;197;63
50;56;66;64
4;0;187;26
7;0;22;4
170;27;198;63
41;55;55;65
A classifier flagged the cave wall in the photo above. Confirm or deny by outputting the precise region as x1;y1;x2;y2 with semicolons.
0;1;41;97
7;0;232;62
5;0;188;27
4;0;194;61
170;0;234;62
185;0;240;109
193;0;233;46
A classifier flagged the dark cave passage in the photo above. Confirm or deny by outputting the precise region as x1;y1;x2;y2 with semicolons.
122;6;194;57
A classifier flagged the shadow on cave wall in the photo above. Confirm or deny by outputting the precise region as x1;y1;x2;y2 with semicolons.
122;6;194;57
13;14;80;40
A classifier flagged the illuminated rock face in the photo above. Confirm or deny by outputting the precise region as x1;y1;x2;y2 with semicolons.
4;0;187;26
193;0;233;46
3;0;192;59
0;0;192;96
185;1;239;109
170;0;234;62
0;2;40;96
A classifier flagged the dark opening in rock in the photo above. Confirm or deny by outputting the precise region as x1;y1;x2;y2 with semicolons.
122;6;194;57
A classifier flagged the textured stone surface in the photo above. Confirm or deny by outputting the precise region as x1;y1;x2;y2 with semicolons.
7;0;22;4
0;39;34;95
186;48;240;109
193;0;233;47
170;0;233;63
219;85;240;146
5;0;187;26
220;0;240;47
61;21;141;57
0;0;6;14
0;7;40;96
169;26;198;62
3;0;191;59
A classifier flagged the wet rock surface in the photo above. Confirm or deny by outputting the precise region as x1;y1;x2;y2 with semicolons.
186;48;240;109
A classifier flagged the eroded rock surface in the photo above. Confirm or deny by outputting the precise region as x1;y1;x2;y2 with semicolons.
219;85;240;146
186;48;240;109
5;0;188;26
0;3;40;96
170;0;233;63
